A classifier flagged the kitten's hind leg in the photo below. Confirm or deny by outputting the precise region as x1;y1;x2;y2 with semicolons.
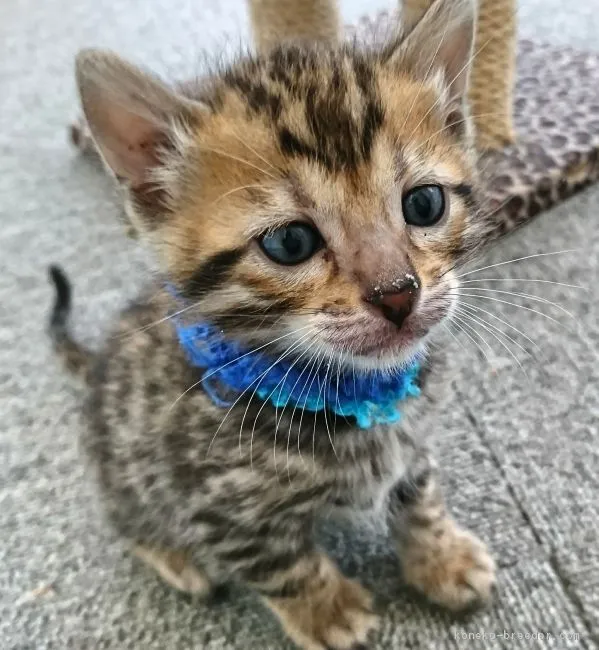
389;457;496;611
132;545;212;596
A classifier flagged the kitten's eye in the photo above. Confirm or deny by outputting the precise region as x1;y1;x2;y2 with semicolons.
259;222;323;265
402;185;446;227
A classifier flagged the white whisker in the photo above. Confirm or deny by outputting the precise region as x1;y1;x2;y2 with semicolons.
456;287;577;321
457;299;542;355
206;363;274;458
443;321;476;359
461;278;585;290
286;345;323;483
196;327;314;456
450;312;493;363
176;325;313;409
453;306;530;382
273;341;316;485
333;346;346;441
307;354;328;472
456;304;531;358
113;301;199;340
241;334;312;468
230;131;278;172
318;355;338;462
457;250;578;278
209;183;264;206
450;292;574;332
351;352;358;410
197;145;277;180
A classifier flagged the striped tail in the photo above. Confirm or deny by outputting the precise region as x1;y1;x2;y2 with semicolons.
48;265;94;379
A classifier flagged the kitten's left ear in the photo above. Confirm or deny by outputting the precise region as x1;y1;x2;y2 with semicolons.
75;49;206;189
388;0;476;104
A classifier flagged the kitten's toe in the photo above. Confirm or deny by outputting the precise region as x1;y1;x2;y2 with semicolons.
174;563;212;594
400;520;496;612
266;559;378;650
133;545;211;596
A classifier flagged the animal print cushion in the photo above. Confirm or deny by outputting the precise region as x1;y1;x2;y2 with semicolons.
349;12;599;241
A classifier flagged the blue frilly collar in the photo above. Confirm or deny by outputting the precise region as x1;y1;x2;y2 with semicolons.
174;318;422;429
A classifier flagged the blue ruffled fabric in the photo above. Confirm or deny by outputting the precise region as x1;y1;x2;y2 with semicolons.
175;319;422;429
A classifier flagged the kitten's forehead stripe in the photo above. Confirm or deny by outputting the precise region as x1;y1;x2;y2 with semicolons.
222;69;282;120
221;46;384;174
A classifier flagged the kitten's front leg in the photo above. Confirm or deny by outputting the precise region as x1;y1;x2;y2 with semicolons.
218;509;377;649
253;551;378;650
389;456;496;611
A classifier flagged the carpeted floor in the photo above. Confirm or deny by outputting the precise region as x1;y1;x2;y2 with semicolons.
1;1;598;648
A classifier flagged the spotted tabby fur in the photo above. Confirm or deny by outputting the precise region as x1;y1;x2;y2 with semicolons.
50;1;497;648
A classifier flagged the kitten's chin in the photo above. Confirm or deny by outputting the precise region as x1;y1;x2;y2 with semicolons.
290;285;456;372
351;340;426;372
315;320;433;372
312;304;453;372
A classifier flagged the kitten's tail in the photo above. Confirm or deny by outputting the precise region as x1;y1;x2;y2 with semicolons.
48;265;94;379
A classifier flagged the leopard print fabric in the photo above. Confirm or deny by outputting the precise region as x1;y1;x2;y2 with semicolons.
348;12;599;243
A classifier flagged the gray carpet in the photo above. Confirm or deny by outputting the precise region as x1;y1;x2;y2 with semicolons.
1;1;598;648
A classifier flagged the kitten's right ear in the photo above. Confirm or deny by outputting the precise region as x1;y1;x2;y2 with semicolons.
75;49;205;188
389;0;476;105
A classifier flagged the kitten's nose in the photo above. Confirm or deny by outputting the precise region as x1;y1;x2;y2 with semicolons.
367;278;419;329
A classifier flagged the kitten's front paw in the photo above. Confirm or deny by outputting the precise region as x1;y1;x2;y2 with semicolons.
400;520;496;612
267;559;378;650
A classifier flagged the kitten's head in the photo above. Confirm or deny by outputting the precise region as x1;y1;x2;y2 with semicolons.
77;0;486;371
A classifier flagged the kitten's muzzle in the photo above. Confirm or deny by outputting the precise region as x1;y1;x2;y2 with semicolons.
366;277;420;329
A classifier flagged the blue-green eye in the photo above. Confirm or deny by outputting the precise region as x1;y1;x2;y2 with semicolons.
259;222;323;265
402;185;446;227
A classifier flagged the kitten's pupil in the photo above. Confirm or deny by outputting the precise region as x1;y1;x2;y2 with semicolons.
402;185;445;227
259;222;322;265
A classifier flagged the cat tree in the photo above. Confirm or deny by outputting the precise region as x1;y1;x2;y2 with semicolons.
248;0;341;51
247;0;599;241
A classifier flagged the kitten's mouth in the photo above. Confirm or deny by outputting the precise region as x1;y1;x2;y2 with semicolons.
316;293;454;366
321;318;424;356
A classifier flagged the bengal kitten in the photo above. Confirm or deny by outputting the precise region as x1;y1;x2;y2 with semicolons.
50;1;497;647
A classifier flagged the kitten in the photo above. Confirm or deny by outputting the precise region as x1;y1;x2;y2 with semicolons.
49;1;497;648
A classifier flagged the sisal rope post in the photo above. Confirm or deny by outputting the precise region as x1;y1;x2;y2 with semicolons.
402;0;517;151
247;0;341;54
468;0;517;150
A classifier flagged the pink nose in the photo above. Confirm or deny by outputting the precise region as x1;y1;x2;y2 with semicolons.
367;279;419;328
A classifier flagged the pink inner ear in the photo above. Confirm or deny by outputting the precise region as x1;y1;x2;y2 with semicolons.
76;49;205;190
95;107;164;187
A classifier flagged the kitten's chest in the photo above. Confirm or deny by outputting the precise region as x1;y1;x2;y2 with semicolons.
326;428;415;514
